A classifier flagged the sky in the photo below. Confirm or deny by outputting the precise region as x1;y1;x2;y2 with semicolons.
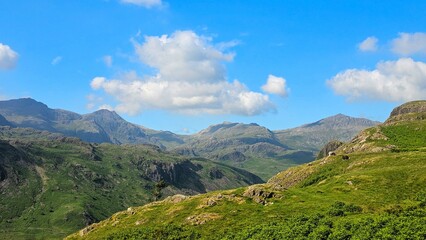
1;0;426;134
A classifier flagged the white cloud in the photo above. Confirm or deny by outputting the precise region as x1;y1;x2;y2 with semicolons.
103;55;113;67
262;74;289;97
120;0;162;8
90;30;274;116
51;56;62;65
391;32;426;55
327;58;426;102
91;77;106;89
0;43;18;70
358;36;378;52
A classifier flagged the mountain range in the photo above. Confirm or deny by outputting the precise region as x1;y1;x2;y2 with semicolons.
66;100;426;240
0;98;379;179
0;98;421;239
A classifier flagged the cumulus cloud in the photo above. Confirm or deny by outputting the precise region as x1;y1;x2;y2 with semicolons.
90;31;274;115
103;55;113;67
358;36;378;52
262;75;289;97
391;32;426;55
327;58;426;102
0;43;18;70
51;56;62;65
120;0;162;8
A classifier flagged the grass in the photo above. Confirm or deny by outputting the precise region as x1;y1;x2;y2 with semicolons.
66;116;426;239
66;149;426;239
0;129;262;239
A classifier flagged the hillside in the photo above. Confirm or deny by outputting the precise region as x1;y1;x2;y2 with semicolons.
67;101;426;239
173;122;314;180
0;127;262;239
274;114;380;152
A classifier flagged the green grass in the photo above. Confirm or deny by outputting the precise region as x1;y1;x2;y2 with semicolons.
66;149;426;239
0;129;262;239
379;122;426;150
65;115;426;239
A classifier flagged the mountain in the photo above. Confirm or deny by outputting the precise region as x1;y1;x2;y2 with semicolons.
172;116;379;180
0;98;379;180
0;127;262;239
66;101;426;239
0;98;183;147
274;114;380;152
174;122;314;180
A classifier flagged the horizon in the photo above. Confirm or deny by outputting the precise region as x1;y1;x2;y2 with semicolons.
1;1;426;133
0;97;383;133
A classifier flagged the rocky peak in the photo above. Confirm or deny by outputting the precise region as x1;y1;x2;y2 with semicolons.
197;122;240;135
85;109;123;121
389;100;426;117
386;100;426;124
0;98;51;118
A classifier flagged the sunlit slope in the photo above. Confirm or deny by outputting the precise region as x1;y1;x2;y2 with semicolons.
67;101;426;239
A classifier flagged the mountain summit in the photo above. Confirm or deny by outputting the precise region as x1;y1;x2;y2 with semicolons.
274;114;380;151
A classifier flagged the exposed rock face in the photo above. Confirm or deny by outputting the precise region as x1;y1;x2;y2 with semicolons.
143;160;202;186
219;151;246;162
243;185;276;204
171;147;197;157
386;100;426;124
316;140;344;159
389;100;426;117
162;194;188;204
209;168;224;179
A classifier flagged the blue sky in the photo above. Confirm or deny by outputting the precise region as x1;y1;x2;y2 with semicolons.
1;0;426;133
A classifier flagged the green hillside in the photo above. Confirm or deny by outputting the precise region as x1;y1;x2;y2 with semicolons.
0;127;262;239
67;101;426;239
175;122;315;180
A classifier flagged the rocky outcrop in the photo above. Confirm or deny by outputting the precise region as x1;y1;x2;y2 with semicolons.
316;140;344;159
389;100;426;117
219;151;246;162
171;147;197;157
208;167;224;179
243;185;276;205
386;100;426;124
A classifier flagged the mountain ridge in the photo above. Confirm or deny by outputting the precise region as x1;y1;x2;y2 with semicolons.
274;113;380;152
0;98;380;180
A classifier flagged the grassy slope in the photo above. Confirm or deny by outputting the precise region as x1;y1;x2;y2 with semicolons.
67;114;426;239
0;128;262;239
178;123;315;180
